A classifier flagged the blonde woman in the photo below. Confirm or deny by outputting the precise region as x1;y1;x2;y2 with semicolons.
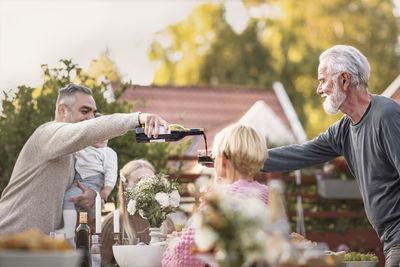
101;159;175;264
162;124;270;267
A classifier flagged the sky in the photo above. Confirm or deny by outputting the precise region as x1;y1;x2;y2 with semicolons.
0;0;249;93
2;0;399;104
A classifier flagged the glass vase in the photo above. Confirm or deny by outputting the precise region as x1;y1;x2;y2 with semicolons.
149;227;161;244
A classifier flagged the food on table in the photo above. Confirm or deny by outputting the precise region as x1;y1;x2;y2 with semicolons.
289;233;348;266
290;232;312;244
0;228;72;251
344;251;379;262
325;250;346;265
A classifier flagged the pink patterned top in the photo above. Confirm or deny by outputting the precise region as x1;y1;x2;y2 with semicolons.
161;179;269;267
228;179;269;205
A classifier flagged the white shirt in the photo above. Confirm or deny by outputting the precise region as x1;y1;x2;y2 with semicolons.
74;146;118;188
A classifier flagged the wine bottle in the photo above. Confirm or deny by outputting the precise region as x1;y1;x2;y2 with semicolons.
76;211;91;267
135;124;205;143
91;234;101;267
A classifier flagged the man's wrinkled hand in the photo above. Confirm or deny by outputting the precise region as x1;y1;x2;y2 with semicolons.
139;113;169;138
68;181;96;210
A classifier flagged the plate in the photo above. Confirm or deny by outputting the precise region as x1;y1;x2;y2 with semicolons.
0;250;82;267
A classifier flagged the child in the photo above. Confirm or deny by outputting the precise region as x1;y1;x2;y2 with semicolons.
56;136;117;245
162;124;270;267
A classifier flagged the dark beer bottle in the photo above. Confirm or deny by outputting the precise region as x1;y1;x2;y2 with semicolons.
76;211;91;267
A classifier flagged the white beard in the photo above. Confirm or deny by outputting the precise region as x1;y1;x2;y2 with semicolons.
323;80;346;114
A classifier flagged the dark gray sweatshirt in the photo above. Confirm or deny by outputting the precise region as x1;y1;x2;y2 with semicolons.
262;94;400;250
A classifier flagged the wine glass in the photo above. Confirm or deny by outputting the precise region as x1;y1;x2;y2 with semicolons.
49;232;66;239
197;149;214;167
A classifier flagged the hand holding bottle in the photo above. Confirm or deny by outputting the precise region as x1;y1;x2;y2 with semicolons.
136;124;205;143
138;113;169;138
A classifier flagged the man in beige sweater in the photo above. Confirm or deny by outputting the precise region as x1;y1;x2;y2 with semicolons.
0;84;168;236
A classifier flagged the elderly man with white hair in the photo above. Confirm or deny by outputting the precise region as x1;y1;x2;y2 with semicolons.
262;45;400;267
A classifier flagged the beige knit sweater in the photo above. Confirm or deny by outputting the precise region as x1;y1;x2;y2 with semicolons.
0;113;140;237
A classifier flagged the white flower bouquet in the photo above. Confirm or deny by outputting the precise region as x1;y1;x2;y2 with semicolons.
124;174;181;228
192;191;270;267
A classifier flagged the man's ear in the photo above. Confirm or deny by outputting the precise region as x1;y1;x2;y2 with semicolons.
340;72;351;91
57;104;67;121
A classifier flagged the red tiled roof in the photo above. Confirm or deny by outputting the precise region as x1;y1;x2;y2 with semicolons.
118;84;294;153
392;90;400;103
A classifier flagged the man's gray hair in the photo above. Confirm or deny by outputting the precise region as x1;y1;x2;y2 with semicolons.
319;45;370;90
56;83;93;106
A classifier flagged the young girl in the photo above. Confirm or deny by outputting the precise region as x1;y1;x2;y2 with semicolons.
101;159;176;264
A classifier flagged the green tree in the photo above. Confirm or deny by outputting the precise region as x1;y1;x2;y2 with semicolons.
86;49;122;84
0;59;187;197
149;3;223;85
149;3;275;86
200;20;275;86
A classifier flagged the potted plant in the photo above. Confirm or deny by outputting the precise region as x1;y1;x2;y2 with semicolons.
124;174;181;243
315;158;361;199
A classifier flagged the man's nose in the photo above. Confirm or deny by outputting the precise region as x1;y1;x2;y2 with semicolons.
316;84;323;95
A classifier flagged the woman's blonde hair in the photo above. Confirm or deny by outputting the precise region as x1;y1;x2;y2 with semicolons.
118;159;155;240
212;124;268;177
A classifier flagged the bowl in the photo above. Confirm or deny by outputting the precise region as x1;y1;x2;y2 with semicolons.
0;250;82;267
341;261;378;267
113;244;166;267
